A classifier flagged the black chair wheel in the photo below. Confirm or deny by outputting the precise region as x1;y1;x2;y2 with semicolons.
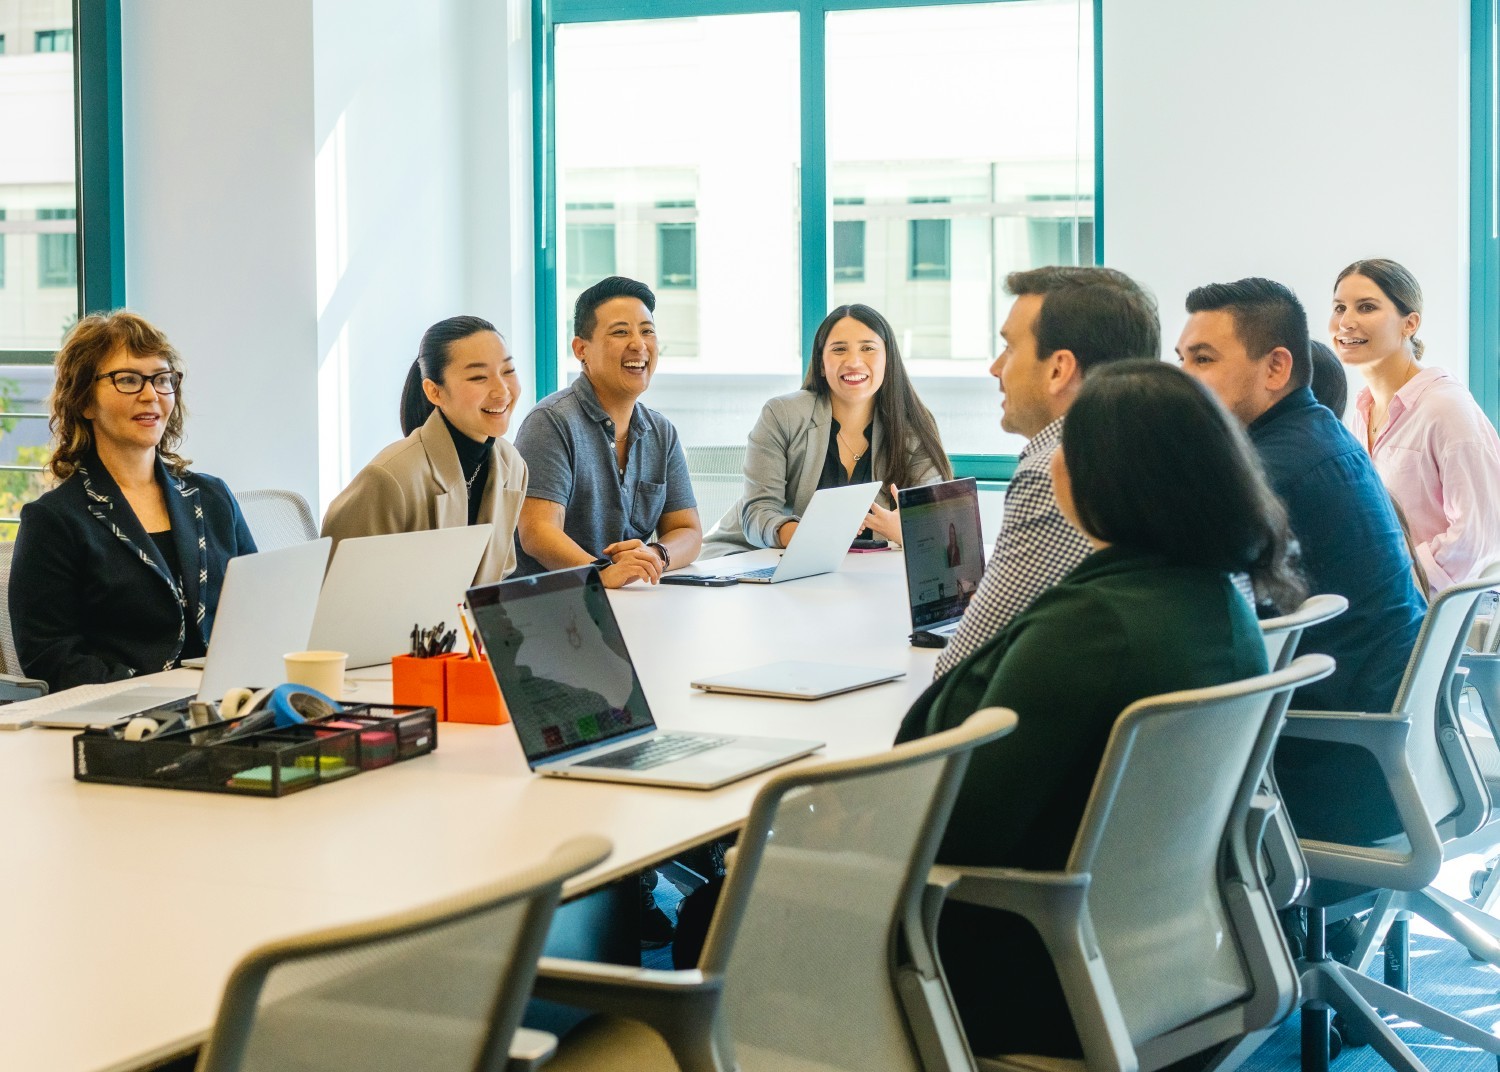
1328;1023;1344;1060
1333;1013;1370;1048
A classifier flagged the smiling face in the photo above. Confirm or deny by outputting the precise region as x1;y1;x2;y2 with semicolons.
424;331;519;441
573;296;658;403
83;346;175;455
819;316;887;408
991;294;1055;438
1330;273;1419;368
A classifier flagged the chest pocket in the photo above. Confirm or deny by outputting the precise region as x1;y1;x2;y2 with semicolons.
630;479;667;538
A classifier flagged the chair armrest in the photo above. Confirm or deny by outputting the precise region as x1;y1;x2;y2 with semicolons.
927;867;1136;1072
0;674;47;704
1251;791;1308;910
1279;710;1443;890
506;1027;557;1072
533;958;729;1070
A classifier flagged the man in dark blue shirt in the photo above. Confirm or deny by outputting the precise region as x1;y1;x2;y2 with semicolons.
1179;277;1425;841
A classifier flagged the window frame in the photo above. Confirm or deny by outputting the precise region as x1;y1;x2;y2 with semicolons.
1474;0;1499;426
532;0;1103;480
0;0;125;366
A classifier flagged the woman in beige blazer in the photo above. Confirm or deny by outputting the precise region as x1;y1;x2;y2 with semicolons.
322;316;528;584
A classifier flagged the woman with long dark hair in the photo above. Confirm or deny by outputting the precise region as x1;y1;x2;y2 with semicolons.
701;304;952;556
895;360;1303;1059
1330;258;1500;592
321;316;528;583
10;311;256;690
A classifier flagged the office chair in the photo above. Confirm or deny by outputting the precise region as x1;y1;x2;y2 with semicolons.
682;445;748;539
194;835;611;1072
1257;595;1349;910
0;542;47;701
236;489;318;552
533;707;1018;1072
907;655;1332;1072
1273;574;1500;1071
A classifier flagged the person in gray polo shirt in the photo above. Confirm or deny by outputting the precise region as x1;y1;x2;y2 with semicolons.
515;276;702;587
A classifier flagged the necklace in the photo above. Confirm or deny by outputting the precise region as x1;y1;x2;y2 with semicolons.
837;428;866;462
464;460;485;492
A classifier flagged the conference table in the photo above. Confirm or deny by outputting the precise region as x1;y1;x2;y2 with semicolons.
0;548;940;1072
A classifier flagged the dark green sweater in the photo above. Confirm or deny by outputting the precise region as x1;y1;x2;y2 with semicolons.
895;544;1268;1056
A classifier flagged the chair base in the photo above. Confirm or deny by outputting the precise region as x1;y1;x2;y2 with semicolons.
1348;887;1500;972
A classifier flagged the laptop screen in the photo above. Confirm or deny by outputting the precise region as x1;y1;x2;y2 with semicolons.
898;478;985;629
467;566;655;765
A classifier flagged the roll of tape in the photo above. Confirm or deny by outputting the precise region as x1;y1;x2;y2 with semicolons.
123;716;160;742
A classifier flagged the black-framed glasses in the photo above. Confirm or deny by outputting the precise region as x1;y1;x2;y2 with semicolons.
95;370;182;395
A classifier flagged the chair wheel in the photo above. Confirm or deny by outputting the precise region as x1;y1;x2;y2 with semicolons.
1328;1024;1343;1060
1333;1013;1370;1048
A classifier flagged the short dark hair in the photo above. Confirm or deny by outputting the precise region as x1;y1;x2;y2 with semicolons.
1004;266;1160;373
400;315;500;436
1185;277;1311;392
1307;340;1348;419
1062;360;1305;612
573;276;656;341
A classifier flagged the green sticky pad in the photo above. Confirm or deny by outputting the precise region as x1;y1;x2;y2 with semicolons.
228;764;319;790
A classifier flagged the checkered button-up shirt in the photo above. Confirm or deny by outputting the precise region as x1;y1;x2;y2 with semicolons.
934;417;1093;678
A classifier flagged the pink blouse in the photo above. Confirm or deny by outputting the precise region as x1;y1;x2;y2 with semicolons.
1350;366;1500;593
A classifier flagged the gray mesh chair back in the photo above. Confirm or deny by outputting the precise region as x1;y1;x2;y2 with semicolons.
1069;655;1332;1055
0;541;19;676
237;489;318;552
699;707;1016;1072
196;836;610;1072
684;446;749;537
1258;594;1348;671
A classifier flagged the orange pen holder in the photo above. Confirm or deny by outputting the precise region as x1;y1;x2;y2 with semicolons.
391;652;508;725
445;655;509;725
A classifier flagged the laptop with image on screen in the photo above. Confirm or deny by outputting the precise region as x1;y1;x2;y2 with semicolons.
467;565;823;790
897;478;985;644
712;480;882;584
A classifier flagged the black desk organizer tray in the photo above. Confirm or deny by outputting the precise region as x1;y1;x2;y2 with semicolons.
73;703;439;797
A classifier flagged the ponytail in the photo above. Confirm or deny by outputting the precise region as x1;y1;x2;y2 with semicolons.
397;315;501;436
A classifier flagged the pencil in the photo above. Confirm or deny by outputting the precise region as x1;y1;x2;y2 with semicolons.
457;602;480;660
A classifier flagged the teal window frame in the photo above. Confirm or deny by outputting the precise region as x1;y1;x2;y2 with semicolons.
532;0;1103;480
1475;0;1499;425
1;0;125;365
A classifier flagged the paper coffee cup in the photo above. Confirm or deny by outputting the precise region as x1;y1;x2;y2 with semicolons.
284;650;349;701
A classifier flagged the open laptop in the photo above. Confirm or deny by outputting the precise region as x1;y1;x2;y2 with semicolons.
898;478;985;644
712;481;881;585
467;565;823;789
309;525;492;668
27;538;333;729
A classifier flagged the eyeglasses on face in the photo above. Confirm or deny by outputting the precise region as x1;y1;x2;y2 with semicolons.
95;370;182;395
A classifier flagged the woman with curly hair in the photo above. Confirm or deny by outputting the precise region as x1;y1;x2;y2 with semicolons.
10;311;256;690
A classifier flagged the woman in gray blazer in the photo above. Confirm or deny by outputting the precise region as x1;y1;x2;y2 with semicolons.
702;304;952;558
321;316;528;584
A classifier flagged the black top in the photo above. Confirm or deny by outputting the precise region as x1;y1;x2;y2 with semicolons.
440;410;493;527
9;450;256;690
148;531;207;660
819;418;874;540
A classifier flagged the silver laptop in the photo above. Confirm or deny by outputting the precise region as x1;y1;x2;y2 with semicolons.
309;525;492;668
691;660;904;700
714;481;881;584
30;538;333;729
898;478;986;643
467;565;823;790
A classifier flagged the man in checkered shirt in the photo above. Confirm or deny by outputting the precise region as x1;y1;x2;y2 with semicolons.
934;267;1161;678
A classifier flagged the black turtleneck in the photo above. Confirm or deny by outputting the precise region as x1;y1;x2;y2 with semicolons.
439;410;495;526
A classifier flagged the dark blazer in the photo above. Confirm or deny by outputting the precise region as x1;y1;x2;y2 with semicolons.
895;545;1267;1058
10;452;256;691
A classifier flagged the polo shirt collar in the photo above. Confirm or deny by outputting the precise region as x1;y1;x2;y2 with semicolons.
571;371;652;438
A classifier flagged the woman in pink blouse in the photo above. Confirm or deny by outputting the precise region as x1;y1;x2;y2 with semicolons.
1331;258;1500;593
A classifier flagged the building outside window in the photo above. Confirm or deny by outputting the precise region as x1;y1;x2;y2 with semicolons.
37;208;76;288
907;198;952;281
564;203;617;288
34;27;70;52
656;201;697;289
833;198;865;283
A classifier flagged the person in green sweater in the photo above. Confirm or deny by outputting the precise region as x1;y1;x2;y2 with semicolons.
896;359;1305;1059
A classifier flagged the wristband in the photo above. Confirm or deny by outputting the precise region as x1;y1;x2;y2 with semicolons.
649;542;671;569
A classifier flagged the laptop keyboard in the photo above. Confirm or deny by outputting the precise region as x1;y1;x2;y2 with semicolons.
583;733;735;771
734;565;778;583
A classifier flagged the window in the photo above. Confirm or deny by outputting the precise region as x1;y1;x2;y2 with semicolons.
0;209;6;289
656;202;697;289
538;0;1097;472
34;28;72;52
1474;0;1499;425
37;208;77;288
0;34;7;54
564;203;617;288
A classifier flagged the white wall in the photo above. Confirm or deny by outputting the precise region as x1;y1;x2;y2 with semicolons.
1103;0;1471;379
121;0;320;505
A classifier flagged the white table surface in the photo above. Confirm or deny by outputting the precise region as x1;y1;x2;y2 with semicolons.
0;548;936;1072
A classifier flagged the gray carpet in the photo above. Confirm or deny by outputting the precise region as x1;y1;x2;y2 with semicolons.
1241;932;1500;1071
